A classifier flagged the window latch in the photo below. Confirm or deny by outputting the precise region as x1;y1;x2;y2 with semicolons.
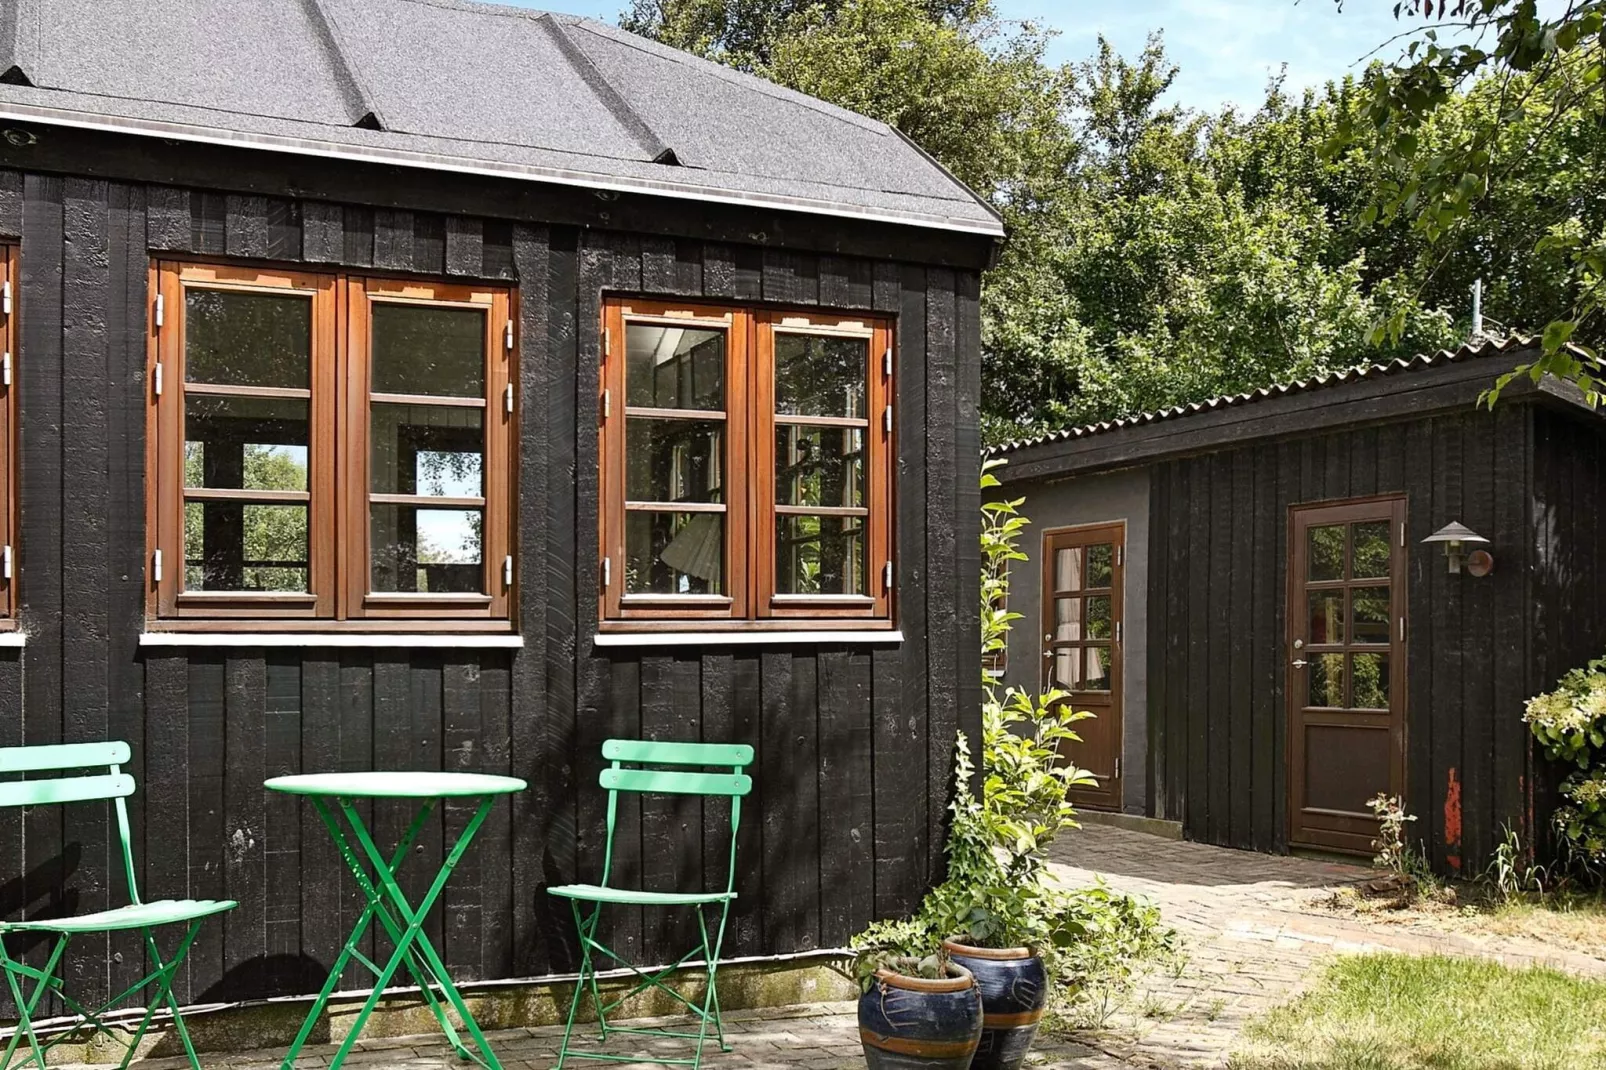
503;555;513;588
153;362;163;397
153;293;163;328
504;321;514;351
1;545;12;581
152;549;163;584
602;557;612;588
883;560;893;592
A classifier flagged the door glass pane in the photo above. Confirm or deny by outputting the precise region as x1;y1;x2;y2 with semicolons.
1051;648;1081;690
625;510;723;595
776;515;865;595
371;304;486;397
184;289;311;389
370;505;483;593
775;425;864;507
625;418;723;504
1352;586;1391;644
1084;646;1111;690
1308;653;1344;707
1308;590;1344;645
184;396;308;491
774;333;867;418
1352;521;1391;579
1085;595;1112;639
1307;524;1345;581
1054;597;1081;642
1054;547;1083;592
1352;653;1390;709
184;502;308;591
370;403;483;497
1086;544;1113;588
626;324;724;410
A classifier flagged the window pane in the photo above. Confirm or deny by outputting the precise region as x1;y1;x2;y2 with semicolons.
370;505;483;593
625;418;723;504
1086;544;1114;588
1050;648;1081;690
1352;586;1391;644
1054;597;1081;642
1054;547;1083;592
1085;646;1111;690
1307;525;1345;581
1352;653;1390;709
775;514;866;595
184;501;308;591
1085;595;1112;639
775;425;864;507
774;333;867;418
184;289;310;389
626;324;724;410
371;304;486;397
1353;521;1391;579
625;510;723;595
184;395;308;491
1308;653;1344;708
1308;589;1344;645
370;403;484;497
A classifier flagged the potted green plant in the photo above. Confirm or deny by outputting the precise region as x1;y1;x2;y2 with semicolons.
851;922;982;1070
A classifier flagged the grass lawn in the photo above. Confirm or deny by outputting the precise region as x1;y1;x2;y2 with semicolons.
1230;953;1606;1070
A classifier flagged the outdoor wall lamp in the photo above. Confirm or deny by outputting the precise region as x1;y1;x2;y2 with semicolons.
1422;521;1493;576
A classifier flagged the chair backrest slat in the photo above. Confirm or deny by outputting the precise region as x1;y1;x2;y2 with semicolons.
0;773;135;808
0;742;131;774
601;740;753;767
599;768;752;797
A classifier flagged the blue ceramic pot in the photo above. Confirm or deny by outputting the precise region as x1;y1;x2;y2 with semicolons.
942;939;1048;1070
858;962;982;1070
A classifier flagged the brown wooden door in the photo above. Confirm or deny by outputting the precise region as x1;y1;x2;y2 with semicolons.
1288;498;1407;853
1041;523;1123;811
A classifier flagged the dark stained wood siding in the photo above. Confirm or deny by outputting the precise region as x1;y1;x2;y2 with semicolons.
0;169;982;1008
1146;406;1548;872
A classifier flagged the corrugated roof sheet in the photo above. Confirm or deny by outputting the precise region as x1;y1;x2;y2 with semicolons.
985;335;1547;456
0;0;1003;236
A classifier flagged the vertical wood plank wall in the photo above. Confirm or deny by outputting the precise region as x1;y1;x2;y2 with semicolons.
1146;406;1540;872
0;169;982;1008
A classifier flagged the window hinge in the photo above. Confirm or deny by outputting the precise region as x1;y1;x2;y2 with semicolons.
153;362;163;397
1400;616;1406;643
883;560;893;592
1114;757;1121;780
504;321;514;351
1;280;10;315
604;332;611;358
152;549;163;584
883;347;892;376
602;557;612;588
153;293;163;328
504;383;514;414
1400;523;1406;548
1;351;10;388
883;405;892;433
503;555;513;588
1116;621;1122;643
1116;545;1124;566
601;388;611;420
1;545;12;581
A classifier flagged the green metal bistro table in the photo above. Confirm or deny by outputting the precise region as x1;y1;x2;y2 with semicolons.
264;771;527;1070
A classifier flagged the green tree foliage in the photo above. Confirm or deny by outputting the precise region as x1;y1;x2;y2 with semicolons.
624;0;1601;442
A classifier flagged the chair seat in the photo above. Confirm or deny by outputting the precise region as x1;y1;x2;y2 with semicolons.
547;884;736;906
0;899;238;933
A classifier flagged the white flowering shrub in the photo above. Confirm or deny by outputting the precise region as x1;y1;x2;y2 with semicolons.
1524;656;1606;868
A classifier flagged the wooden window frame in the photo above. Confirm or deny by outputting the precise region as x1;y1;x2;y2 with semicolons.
0;244;16;627
147;260;516;631
599;298;894;631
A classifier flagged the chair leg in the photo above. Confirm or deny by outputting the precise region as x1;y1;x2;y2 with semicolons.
119;923;206;1070
694;901;733;1066
0;934;68;1070
556;902;606;1070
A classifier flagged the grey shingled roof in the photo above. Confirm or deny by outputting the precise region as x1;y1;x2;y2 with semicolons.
0;0;1003;236
985;334;1552;456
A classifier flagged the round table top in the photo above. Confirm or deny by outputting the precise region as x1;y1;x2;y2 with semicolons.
264;771;528;798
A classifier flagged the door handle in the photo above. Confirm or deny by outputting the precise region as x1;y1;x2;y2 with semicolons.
1291;659;1308;668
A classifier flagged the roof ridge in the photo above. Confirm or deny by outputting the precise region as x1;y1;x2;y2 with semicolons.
297;0;386;129
539;13;674;165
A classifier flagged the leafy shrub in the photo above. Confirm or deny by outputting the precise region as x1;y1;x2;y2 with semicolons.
1525;656;1606;872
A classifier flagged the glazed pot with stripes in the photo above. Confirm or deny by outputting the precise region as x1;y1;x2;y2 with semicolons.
941;938;1048;1070
857;961;983;1069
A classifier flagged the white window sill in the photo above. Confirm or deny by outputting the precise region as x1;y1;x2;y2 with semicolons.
593;630;903;648
138;632;524;649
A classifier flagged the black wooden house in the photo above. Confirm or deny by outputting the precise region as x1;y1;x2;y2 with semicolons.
0;0;997;1017
988;339;1606;875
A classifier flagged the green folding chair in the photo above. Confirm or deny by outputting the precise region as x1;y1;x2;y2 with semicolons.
547;739;753;1070
0;742;235;1070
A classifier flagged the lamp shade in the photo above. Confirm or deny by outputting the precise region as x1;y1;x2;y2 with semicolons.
1422;521;1488;545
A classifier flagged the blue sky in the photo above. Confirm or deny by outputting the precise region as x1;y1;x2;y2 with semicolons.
504;0;1484;112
